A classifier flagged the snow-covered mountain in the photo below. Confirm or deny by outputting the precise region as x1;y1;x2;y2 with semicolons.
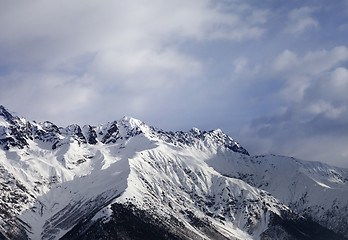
0;105;347;240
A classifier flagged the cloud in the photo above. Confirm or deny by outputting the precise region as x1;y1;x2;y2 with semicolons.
272;46;348;100
0;72;97;123
1;1;347;168
285;7;319;34
0;0;269;126
330;67;348;89
233;57;248;73
89;48;202;89
0;0;267;69
306;101;346;119
240;46;348;167
273;46;348;76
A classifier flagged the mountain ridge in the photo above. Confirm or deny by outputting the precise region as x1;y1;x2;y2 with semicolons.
0;105;249;155
0;105;347;240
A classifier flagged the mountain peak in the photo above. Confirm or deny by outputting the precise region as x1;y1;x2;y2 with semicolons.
213;128;223;134
0;105;16;125
190;127;201;135
120;116;144;128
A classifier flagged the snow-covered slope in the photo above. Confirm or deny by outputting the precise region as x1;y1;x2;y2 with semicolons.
206;153;348;237
0;105;347;240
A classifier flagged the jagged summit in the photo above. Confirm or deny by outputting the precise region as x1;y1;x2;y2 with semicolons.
120;115;144;127
0;105;16;125
0;105;9;114
0;106;249;155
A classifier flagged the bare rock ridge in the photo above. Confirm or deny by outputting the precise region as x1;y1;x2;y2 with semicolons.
0;105;347;240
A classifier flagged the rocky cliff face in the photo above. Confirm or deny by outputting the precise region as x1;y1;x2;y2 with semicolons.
0;105;347;240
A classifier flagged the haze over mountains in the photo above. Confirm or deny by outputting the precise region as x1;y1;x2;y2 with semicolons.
0;105;347;240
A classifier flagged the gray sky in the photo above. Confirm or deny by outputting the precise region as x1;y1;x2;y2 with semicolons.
1;0;348;168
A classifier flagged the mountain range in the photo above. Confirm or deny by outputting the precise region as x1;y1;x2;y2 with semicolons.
0;105;347;240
